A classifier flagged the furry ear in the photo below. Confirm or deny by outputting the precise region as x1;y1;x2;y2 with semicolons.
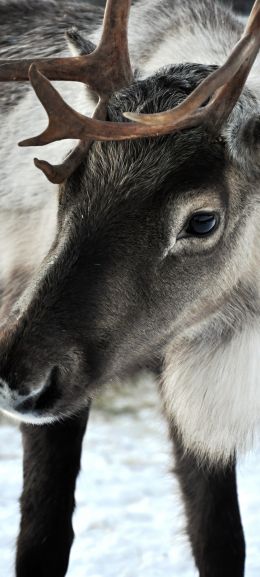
66;27;96;57
224;93;260;175
240;115;260;151
235;114;260;174
66;27;98;105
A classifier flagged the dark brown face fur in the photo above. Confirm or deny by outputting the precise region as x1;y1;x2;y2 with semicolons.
0;63;259;423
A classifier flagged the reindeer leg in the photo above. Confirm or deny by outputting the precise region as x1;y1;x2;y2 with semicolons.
169;425;245;577
16;405;90;577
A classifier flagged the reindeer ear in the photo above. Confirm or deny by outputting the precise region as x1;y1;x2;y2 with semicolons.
66;28;98;105
240;115;260;149
66;28;96;57
225;108;260;173
238;114;260;173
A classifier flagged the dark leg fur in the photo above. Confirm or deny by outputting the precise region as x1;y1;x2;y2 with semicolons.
170;426;245;577
16;406;90;577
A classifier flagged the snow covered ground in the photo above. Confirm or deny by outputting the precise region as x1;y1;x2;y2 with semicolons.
0;378;260;577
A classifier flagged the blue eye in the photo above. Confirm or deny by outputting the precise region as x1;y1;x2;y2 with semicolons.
186;213;218;236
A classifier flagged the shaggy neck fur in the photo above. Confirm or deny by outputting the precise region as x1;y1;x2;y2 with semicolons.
163;320;260;463
162;199;260;463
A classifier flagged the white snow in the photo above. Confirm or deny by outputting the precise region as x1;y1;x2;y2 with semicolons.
0;378;260;577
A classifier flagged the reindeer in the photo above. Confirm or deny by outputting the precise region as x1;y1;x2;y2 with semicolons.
0;0;260;575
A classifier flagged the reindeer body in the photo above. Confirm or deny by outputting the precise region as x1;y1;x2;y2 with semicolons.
1;1;260;575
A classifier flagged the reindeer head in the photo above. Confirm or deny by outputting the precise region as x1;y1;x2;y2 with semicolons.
0;0;260;440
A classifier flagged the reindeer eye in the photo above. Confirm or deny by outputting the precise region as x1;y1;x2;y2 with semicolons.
186;212;218;236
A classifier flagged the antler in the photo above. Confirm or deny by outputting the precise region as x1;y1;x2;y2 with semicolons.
0;0;133;183
0;0;260;183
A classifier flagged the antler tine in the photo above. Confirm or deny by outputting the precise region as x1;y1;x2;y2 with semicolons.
19;65;89;146
205;0;260;127
94;0;133;92
19;65;110;183
31;97;108;185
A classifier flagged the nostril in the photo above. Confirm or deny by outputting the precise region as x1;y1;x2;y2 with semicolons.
15;366;61;414
0;377;11;399
0;371;32;401
0;366;61;420
33;366;61;412
0;376;32;415
0;370;50;411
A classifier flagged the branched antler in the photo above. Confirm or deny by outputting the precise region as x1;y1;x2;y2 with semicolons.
0;0;133;183
0;0;260;183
